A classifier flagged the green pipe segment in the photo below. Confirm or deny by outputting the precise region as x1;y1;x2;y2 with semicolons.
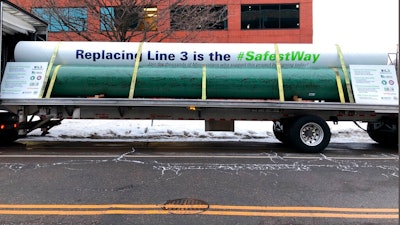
48;65;348;101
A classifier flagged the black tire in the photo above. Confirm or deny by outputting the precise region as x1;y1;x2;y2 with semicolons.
0;130;19;145
367;120;398;146
273;120;289;144
287;115;331;153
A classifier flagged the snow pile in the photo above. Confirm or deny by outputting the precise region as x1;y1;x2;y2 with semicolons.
21;120;374;143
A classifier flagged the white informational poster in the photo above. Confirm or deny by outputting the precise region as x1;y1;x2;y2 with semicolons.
350;65;398;105
0;62;48;99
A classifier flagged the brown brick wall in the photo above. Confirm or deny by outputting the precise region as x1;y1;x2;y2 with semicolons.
11;0;313;43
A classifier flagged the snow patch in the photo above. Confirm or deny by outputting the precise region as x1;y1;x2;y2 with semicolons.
20;120;374;143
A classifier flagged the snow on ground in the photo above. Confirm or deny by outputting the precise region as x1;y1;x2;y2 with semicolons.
20;120;374;143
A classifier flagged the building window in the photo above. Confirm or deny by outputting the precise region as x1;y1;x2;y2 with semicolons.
100;6;157;31
170;5;227;30
241;4;299;29
32;7;87;32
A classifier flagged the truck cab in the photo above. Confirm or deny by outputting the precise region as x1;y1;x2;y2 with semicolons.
0;0;48;143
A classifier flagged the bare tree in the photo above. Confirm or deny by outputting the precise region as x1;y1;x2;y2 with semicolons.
28;0;228;42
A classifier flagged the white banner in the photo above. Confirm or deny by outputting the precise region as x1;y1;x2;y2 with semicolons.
14;41;389;68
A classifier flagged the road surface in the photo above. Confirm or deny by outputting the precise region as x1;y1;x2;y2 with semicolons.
0;141;398;224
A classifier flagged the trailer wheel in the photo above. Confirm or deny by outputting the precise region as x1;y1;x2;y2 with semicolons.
367;118;398;146
273;120;290;144
287;115;331;153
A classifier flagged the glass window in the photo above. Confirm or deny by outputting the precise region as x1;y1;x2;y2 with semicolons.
100;7;114;31
65;8;87;32
170;5;227;30
32;8;61;32
241;4;299;30
141;7;157;31
32;7;87;32
100;6;157;31
280;4;300;28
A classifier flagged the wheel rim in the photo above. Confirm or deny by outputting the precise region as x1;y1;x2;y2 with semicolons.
299;122;324;146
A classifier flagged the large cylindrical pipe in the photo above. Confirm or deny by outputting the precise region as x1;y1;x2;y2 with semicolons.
47;65;348;101
14;41;389;68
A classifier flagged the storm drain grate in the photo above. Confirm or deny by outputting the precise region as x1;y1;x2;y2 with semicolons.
162;198;209;214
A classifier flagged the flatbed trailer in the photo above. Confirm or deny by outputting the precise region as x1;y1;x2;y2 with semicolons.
0;97;398;153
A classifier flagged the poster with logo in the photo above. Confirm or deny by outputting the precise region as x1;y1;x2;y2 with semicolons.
349;65;398;105
0;62;48;99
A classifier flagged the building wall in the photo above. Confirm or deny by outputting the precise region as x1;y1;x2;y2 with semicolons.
11;0;312;43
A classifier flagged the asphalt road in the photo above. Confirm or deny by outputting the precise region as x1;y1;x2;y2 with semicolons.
0;141;398;225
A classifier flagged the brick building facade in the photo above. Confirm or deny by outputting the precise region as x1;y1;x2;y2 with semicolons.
10;0;312;43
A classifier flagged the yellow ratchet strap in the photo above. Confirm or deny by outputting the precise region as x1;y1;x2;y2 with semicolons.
40;42;61;98
129;42;144;99
336;44;354;103
202;65;207;100
45;65;62;98
332;68;345;103
274;44;285;102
